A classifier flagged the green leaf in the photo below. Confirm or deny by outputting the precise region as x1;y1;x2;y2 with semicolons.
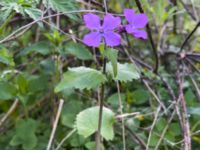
63;42;93;60
104;48;118;77
132;89;149;105
188;106;200;115
55;66;107;92
0;81;17;100
0;46;15;66
76;106;115;140
24;8;42;20
61;100;82;128
10;119;37;150
18;41;50;56
106;62;140;82
43;0;79;20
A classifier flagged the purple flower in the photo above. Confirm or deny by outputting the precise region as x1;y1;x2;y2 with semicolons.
124;9;148;39
83;13;121;47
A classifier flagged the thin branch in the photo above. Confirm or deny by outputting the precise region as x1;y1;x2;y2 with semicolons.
154;109;176;150
177;67;191;150
143;80;167;112
116;81;126;150
180;21;200;52
135;0;159;73
55;128;76;150
146;106;161;150
46;99;64;150
125;125;147;149
0;99;19;128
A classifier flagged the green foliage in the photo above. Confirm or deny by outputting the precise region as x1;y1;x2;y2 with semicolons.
18;41;51;56
0;45;14;66
63;42;93;60
0;81;17;100
55;66;107;92
0;0;200;149
104;48;118;77
43;0;79;20
106;62;140;82
76;106;115;140
10;119;37;150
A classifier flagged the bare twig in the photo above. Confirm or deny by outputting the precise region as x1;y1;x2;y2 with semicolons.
0;99;19;128
189;75;200;102
116;81;126;150
146;106;161;150
55;128;76;150
180;21;200;52
143;80;167;112
177;67;191;150
46;99;64;150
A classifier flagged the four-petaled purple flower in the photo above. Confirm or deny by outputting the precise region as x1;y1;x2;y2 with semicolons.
83;13;121;47
124;9;148;39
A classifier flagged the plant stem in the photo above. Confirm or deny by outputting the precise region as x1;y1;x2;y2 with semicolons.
96;57;106;150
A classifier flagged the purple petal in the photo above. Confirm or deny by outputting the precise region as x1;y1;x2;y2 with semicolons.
132;29;147;39
124;9;135;24
132;14;148;28
125;24;135;34
102;14;121;31
83;32;102;47
104;31;121;46
83;13;101;30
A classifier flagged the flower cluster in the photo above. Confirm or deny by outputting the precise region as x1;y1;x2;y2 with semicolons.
83;9;148;47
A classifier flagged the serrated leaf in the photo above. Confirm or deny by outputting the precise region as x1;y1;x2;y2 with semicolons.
76;106;115;140
104;48;118;77
63;42;92;60
55;66;107;92
106;62;140;82
0;81;17;100
10;119;37;150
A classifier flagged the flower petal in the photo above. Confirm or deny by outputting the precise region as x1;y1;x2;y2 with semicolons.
125;24;135;34
124;9;135;24
132;14;148;28
102;14;121;31
104;31;121;46
132;29;147;39
83;13;101;30
83;32;102;47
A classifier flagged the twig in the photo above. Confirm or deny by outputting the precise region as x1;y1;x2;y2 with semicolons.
189;75;200;102
179;21;200;52
125;125;147;149
154;109;176;150
143;80;167;112
179;0;197;21
116;81;126;150
0;9;106;44
177;67;191;150
135;0;159;73
55;128;76;150
146;106;161;150
0;99;19;127
46;99;64;150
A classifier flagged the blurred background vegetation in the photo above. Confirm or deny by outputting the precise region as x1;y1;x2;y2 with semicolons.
0;0;200;150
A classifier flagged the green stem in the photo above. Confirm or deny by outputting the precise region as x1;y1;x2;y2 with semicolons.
0;12;15;34
96;57;106;150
